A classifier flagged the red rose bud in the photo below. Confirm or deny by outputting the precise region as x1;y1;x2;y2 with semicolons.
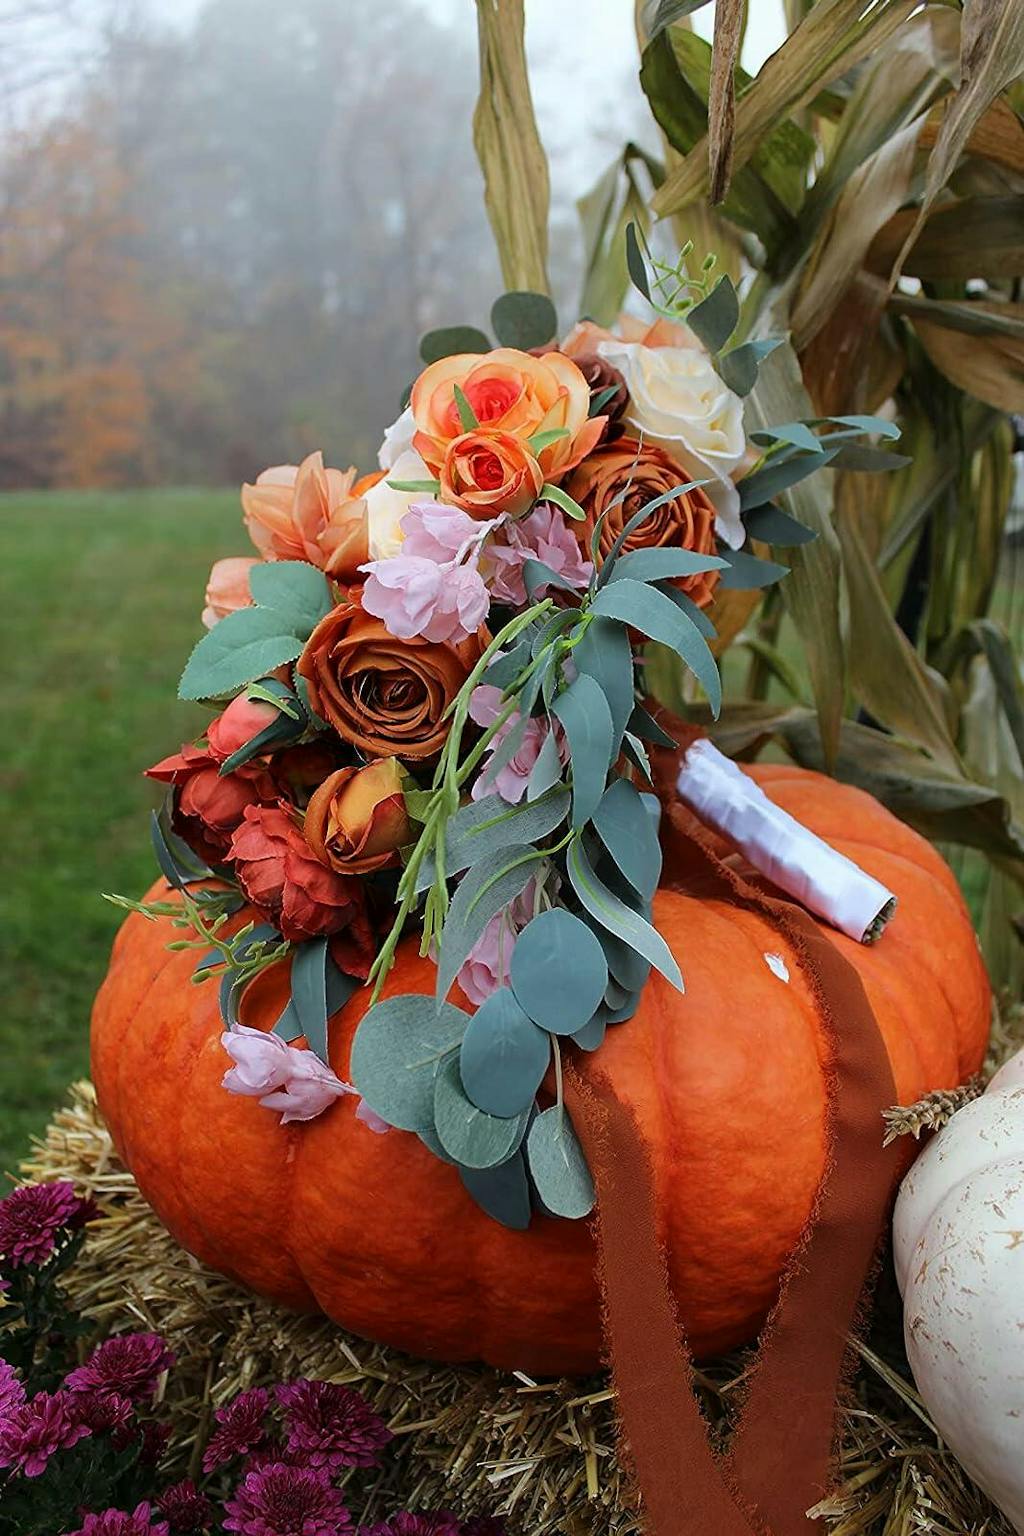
207;694;281;762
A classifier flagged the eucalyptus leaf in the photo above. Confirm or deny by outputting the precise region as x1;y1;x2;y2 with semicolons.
420;325;491;364
485;639;533;690
526;1106;595;1220
627;704;677;749
609;547;727;584
717;337;783;397
625;219;651;299
350;994;468;1132
151;802;211;889
434;1053;530;1169
178;608;304;702
551;674;614;829
593;779;663;901
738;447;840;512
718;549;791;590
742;504;817;546
572;616;635;753
415;787;569;892
522;557;585;598
571;1012;608;1052
656;583;718;639
491;290;558;350
460;988;551;1116
591;578;721;717
526;727;565;801
510;909;609;1034
290;936;329;1062
567;835;682;990
686;274;739;353
436;845;545;1004
459;1152;532;1229
593;916;654;994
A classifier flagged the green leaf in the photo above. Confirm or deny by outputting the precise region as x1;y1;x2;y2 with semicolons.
459;987;551;1116
656;584;718;638
551;673;615;830
592;779;662;901
491;291;558;350
387;478;442;493
452;384;479;432
415;788;570;892
739;447;840;511
178;609;304;702
521;557;585;598
718;337;783;397
526;727;564;802
350;994;468;1133
749;422;823;454
742;505;817;546
594;481;706;587
248;561;333;637
686;274;739;353
433;1053;530;1169
529;427;571;453
571;1012;607;1052
436;845;545;1004
420;325;491;364
594;925;652;993
510;909;609;1034
718;549;790;590
459;1152;532;1229
540;482;587;521
218;686;307;775
290;936;329;1062
572;616;635;753
591;578;721;717
627;704;677;749
625;219;651;299
609;546;728;584
150;806;209;891
567;835;683;991
526;1106;595;1219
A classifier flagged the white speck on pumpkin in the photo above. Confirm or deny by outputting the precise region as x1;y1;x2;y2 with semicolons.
764;952;789;983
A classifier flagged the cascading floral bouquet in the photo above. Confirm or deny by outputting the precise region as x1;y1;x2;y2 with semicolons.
116;234;898;1227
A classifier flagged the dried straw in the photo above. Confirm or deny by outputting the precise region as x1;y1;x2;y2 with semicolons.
18;1027;1021;1535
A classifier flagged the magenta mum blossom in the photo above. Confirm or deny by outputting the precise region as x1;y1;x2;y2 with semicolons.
70;1389;136;1442
0;1360;26;1420
275;1378;392;1473
66;1331;174;1403
0;1389;91;1477
0;1180;95;1269
65;1503;170;1536
157;1479;215;1532
223;1462;354;1536
202;1385;271;1473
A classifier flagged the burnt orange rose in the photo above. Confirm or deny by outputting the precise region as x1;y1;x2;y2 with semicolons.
439;428;544;518
564;438;721;609
296;595;484;760
241;450;370;581
410;347;605;483
304;758;411;875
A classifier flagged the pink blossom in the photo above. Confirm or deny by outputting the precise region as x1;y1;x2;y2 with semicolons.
221;1026;354;1125
0;1390;91;1477
484;503;593;606
457;882;539;1007
468;685;567;806
399;502;488;562
359;555;489;644
355;1100;391;1135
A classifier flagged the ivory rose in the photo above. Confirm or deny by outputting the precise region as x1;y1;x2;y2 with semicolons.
410;348;605;482
439;429;544;519
296;595;484;760
241;451;373;579
303;759;411;876
202;557;257;628
564;438;721;609
364;448;436;560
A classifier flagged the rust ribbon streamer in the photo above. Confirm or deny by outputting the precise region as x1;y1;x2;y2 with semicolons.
565;787;904;1536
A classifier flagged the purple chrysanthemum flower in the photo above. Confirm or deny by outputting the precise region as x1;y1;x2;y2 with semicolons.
0;1389;91;1476
0;1181;94;1269
0;1360;26;1420
66;1332;174;1403
202;1385;270;1473
223;1462;354;1536
69;1389;136;1439
157;1479;214;1532
359;1517;461;1536
64;1503;170;1536
275;1380;391;1473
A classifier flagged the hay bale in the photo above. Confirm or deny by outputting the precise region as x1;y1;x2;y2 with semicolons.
19;1081;1016;1535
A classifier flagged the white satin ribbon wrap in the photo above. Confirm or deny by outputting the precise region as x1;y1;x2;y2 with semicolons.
676;740;897;944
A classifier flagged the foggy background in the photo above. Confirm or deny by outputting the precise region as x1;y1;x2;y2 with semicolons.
0;0;785;490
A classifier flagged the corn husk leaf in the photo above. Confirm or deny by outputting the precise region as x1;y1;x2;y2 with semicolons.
911;300;1024;412
707;0;743;204
473;0;550;294
869;196;1024;281
578;144;663;327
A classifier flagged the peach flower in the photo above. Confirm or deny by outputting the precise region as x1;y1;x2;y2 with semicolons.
202;557;258;628
410;348;605;483
241;451;372;580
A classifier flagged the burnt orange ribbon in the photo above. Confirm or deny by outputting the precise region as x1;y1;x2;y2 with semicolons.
565;790;904;1536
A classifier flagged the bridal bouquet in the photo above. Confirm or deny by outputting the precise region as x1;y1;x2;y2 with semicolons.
120;236;896;1226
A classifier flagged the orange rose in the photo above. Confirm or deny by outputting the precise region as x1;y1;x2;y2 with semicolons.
564;438;721;609
562;314;694;355
296;595;484;760
439;428;544;518
410;347;605;483
304;759;411;875
241;450;371;581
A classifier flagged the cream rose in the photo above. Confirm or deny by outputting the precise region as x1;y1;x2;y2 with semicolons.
377;406;417;471
595;338;746;547
364;447;435;560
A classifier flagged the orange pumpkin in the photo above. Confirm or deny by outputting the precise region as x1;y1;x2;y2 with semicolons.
91;764;989;1375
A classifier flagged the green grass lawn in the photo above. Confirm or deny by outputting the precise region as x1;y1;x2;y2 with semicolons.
0;488;245;1171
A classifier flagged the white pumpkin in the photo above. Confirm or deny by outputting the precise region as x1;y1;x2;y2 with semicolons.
894;1050;1024;1533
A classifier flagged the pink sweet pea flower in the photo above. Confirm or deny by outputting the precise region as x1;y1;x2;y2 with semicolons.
399;502;490;561
222;1025;352;1124
468;685;567;805
484;503;593;606
359;554;489;645
457;882;539;1006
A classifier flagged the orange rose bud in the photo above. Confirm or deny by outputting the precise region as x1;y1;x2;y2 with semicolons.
304;759;412;875
565;437;721;609
439;428;544;519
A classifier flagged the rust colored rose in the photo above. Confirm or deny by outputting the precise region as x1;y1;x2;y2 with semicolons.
439;428;544;518
564;437;721;609
304;758;411;875
296;595;484;760
410;347;605;483
241;450;370;582
229;802;374;955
